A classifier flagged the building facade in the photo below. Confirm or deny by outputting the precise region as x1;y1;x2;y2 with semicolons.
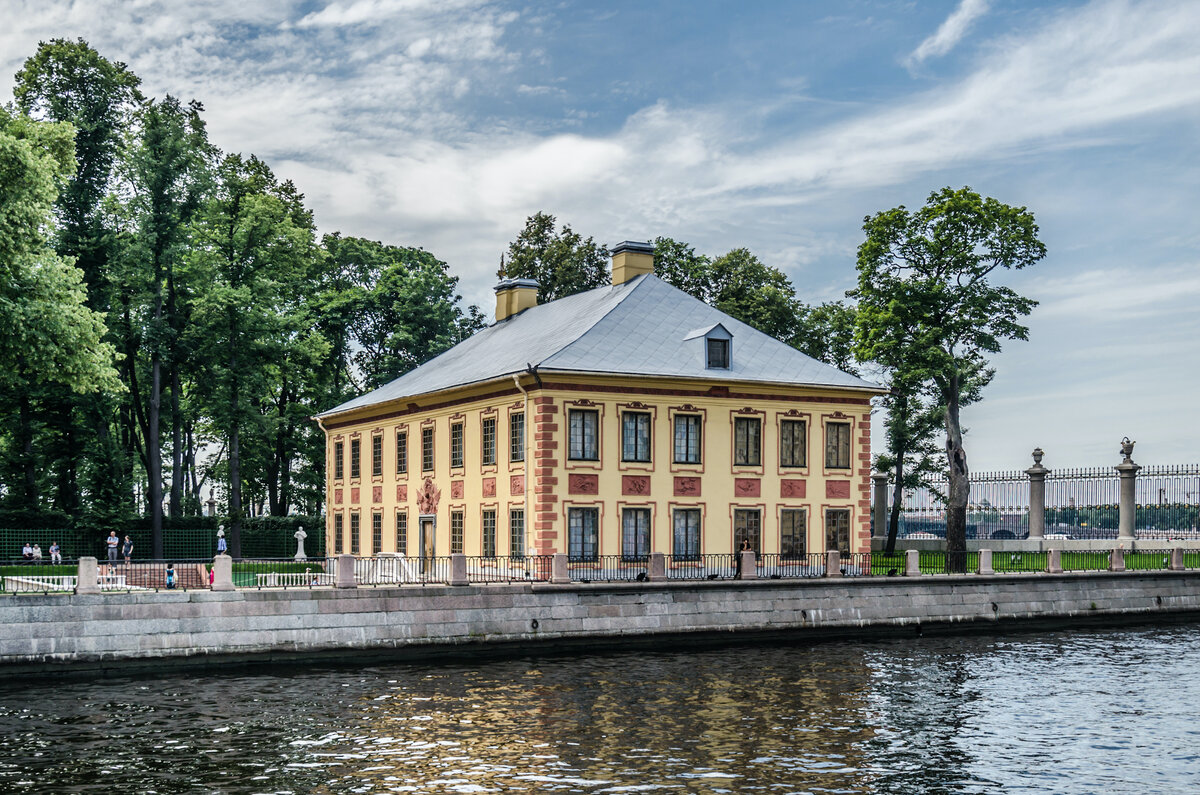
316;242;882;562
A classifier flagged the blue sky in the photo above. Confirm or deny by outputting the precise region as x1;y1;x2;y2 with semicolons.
4;0;1198;470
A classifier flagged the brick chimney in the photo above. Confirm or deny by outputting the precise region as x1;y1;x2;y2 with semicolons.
611;240;654;286
494;278;539;322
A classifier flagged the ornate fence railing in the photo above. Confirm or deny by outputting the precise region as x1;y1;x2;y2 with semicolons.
895;463;1200;540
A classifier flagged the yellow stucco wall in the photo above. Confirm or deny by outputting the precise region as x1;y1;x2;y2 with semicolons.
320;373;874;560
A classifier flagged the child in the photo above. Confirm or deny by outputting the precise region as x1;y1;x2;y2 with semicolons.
165;563;176;589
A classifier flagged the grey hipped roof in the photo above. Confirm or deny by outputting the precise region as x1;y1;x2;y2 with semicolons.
319;274;880;418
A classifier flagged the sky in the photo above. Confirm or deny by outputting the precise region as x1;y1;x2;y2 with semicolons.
3;0;1198;471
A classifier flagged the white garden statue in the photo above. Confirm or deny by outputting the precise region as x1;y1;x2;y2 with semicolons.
294;525;307;560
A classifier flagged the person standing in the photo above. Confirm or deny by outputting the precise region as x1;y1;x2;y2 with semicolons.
49;541;62;564
121;535;134;565
216;526;227;555
106;532;119;564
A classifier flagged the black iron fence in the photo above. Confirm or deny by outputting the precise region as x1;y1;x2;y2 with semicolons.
896;464;1200;540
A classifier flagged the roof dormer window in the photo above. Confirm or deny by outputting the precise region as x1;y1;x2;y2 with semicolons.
707;337;729;369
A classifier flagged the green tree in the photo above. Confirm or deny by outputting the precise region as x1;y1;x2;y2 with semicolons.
187;154;321;556
874;368;945;554
13;38;142;519
112;95;212;555
503;212;608;302
0;108;120;507
795;301;860;376
852;187;1045;564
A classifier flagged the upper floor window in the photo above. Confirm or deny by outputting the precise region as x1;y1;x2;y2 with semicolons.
780;419;806;468
450;422;464;468
510;412;525;463
673;415;702;464
481;417;497;466
734;417;761;466
333;441;344;480
621;412;651;462
707;338;730;369
371;435;383;477
421;427;434;471
396;430;407;474
826;422;851;469
349;438;361;479
568;409;599;461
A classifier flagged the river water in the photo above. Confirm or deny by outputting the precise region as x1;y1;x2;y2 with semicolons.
0;624;1197;794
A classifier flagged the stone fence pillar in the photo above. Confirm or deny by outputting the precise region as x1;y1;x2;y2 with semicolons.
872;473;889;539
824;550;842;578
1026;447;1048;540
1116;437;1140;543
75;556;100;594
648;552;667;582
551;553;570;584
1046;548;1062;574
1109;546;1126;573
211;554;234;591
449;553;468;586
1170;546;1185;572
335;553;357;589
978;549;994;575
740;550;758;580
905;549;921;576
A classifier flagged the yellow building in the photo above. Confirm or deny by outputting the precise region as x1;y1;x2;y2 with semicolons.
315;242;882;563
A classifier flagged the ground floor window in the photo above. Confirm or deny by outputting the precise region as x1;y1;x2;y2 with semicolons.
510;509;525;558
673;509;701;560
621;508;651;560
781;509;806;559
825;508;851;555
482;509;497;558
396;511;407;555
733;509;761;553
568;507;599;561
350;513;360;555
334;514;344;554
371;513;382;555
450;510;464;554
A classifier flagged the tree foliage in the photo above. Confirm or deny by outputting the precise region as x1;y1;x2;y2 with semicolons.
852;186;1045;560
503;211;608;302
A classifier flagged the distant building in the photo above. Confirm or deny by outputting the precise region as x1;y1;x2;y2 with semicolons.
315;241;882;563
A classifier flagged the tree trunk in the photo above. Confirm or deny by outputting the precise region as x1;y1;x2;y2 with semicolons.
169;365;183;518
885;457;903;555
943;371;970;572
17;377;37;509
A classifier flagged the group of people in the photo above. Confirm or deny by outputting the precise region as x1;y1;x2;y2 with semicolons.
20;542;62;564
104;531;135;564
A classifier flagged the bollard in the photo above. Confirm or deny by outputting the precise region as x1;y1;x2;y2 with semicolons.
1170;546;1185;572
449;553;468;586
335;553;357;588
824;549;842;578
1109;546;1126;573
551;553;570;584
905;549;921;576
1046;548;1062;574
740;550;758;580
211;554;235;591
648;552;667;582
75;556;100;594
978;549;994;576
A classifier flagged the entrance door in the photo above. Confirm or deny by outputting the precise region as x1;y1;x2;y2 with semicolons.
419;516;436;574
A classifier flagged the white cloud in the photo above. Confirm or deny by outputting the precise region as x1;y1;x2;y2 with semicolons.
907;0;990;66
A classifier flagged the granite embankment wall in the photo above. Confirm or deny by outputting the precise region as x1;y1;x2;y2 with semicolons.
3;572;1200;676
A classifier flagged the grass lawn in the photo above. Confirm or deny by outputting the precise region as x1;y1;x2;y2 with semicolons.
231;560;328;587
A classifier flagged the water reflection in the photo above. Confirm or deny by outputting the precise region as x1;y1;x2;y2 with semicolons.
0;626;1197;793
